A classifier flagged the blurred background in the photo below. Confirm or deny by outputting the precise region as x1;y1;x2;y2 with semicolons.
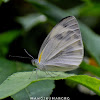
0;0;100;100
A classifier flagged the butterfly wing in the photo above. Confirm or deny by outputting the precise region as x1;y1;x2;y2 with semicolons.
38;16;84;71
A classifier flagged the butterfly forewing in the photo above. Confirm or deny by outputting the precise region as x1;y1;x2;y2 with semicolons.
38;16;75;58
38;16;83;71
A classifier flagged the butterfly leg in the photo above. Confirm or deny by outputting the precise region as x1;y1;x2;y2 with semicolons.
45;71;54;77
50;71;60;77
29;68;39;79
43;67;58;77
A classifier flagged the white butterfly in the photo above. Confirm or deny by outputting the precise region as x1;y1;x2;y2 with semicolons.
31;16;84;71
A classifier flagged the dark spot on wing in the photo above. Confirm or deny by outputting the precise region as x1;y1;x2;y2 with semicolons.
56;16;73;27
59;16;73;23
63;23;68;27
66;49;83;56
74;34;80;39
66;46;73;52
69;24;78;29
63;19;75;27
74;29;80;34
64;31;74;41
65;37;71;41
55;33;63;40
63;46;74;54
66;51;74;56
66;31;74;36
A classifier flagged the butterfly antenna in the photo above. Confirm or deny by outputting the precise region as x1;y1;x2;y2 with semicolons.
24;49;34;59
9;55;32;59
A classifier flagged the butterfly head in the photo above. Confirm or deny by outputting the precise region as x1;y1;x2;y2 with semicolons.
31;59;38;66
31;58;46;71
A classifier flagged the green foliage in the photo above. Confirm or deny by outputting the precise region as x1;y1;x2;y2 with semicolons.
0;58;33;84
0;58;17;84
0;71;100;99
12;80;55;100
80;62;100;77
79;22;100;65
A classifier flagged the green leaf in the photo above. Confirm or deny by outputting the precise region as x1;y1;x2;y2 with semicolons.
79;22;100;65
0;30;21;45
80;61;100;77
26;0;100;66
67;75;100;95
12;80;55;100
0;58;17;84
0;58;33;84
17;13;47;32
0;71;100;99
